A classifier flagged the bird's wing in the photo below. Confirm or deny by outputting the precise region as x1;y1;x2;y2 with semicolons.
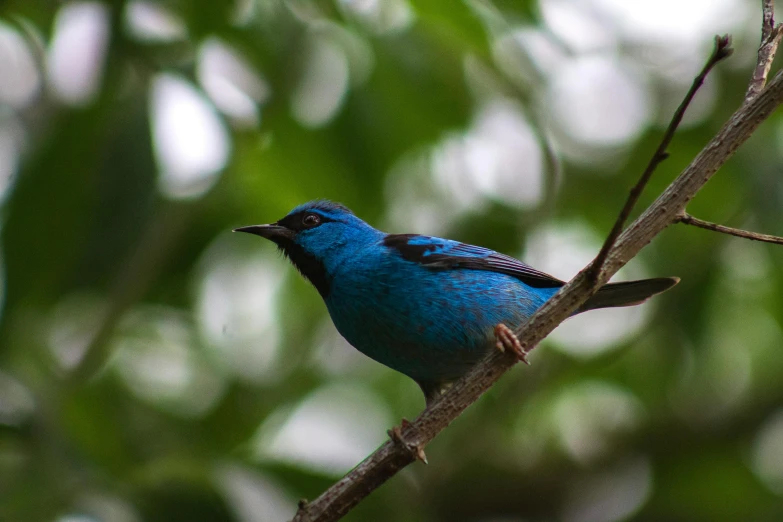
383;234;563;288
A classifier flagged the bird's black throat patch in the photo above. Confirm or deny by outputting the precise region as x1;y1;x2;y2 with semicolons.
273;238;331;298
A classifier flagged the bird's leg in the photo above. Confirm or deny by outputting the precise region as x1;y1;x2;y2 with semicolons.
494;323;530;365
387;418;428;464
417;380;445;408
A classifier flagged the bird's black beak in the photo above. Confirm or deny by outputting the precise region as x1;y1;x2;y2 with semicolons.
233;224;294;240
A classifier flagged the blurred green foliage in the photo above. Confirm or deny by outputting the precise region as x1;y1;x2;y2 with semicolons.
1;1;783;521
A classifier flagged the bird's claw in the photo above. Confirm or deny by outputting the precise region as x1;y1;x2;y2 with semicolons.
387;418;428;464
494;323;529;365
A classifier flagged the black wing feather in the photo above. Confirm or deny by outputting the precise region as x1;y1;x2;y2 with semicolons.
383;233;563;289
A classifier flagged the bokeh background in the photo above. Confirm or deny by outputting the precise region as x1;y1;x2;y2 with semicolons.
2;0;783;521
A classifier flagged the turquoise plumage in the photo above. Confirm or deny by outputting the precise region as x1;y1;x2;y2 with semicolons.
236;201;678;404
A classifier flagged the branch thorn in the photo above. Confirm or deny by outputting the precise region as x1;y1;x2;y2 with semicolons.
296;499;311;522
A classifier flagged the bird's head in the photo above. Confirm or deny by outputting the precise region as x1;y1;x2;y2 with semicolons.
234;200;378;297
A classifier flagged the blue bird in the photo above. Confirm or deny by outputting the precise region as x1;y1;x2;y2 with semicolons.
235;201;678;405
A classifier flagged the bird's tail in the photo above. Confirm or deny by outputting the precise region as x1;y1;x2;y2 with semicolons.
579;277;679;313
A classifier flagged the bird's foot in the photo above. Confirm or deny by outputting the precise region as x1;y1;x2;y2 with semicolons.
387;418;428;464
494;323;530;365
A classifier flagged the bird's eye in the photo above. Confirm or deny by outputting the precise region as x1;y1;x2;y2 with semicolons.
302;213;321;227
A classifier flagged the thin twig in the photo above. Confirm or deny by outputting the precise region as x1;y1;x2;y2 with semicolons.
677;212;783;245
586;35;734;283
291;56;783;522
746;0;783;102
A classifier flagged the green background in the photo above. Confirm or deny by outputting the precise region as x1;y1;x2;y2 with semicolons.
2;0;783;521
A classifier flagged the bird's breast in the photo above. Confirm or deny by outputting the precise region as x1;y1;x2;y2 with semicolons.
324;261;554;382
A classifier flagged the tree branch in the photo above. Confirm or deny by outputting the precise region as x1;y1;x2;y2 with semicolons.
677;212;783;245
292;65;783;522
586;35;733;283
746;0;783;102
292;8;783;522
